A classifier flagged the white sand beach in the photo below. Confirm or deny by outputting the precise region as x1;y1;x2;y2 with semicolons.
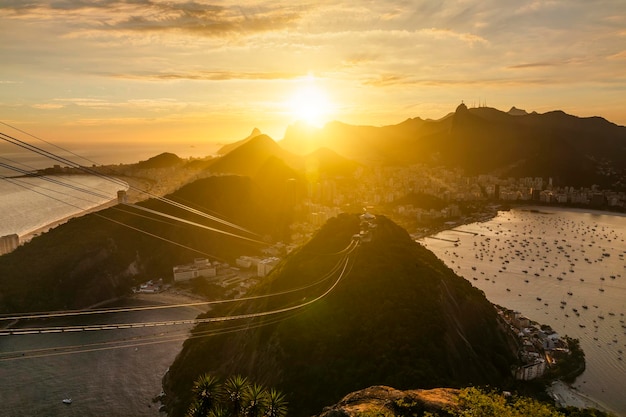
548;378;616;414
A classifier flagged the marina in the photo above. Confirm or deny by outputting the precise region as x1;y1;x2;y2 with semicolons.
421;207;626;416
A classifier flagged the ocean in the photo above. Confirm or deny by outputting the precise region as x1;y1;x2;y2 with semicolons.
0;139;220;239
420;207;626;416
0;140;220;175
0;175;126;238
0;299;203;417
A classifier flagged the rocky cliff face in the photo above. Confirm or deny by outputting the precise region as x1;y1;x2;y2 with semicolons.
316;386;460;417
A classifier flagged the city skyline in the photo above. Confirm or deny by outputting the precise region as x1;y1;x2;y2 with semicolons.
1;0;625;147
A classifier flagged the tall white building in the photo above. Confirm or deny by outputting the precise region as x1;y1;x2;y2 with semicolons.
257;257;280;277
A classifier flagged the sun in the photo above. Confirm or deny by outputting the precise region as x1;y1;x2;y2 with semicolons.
287;77;333;127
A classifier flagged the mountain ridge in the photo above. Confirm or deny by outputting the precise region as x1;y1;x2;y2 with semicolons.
278;105;626;188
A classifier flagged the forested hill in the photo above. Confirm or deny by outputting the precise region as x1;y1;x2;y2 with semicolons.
163;213;518;417
0;175;294;313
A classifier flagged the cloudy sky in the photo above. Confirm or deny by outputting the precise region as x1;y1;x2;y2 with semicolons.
1;0;625;148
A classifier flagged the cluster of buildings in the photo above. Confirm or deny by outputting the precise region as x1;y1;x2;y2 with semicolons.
172;258;220;282
496;307;570;380
235;256;280;277
304;165;624;222
171;255;282;285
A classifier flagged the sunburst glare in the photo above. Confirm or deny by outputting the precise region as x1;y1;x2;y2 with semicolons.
287;76;334;127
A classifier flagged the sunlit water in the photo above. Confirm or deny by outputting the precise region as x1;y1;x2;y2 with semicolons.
0;299;203;417
0;176;127;238
420;207;626;416
1;140;221;239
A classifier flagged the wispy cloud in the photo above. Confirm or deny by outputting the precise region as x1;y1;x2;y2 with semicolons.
41;97;190;112
363;75;555;88
2;0;303;37
607;51;626;60
109;70;301;81
31;103;65;110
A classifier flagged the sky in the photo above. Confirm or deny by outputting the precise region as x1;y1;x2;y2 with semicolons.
1;0;625;151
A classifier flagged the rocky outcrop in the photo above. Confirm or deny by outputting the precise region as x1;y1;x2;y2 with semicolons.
317;386;459;417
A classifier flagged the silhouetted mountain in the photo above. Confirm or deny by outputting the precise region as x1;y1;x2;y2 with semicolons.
207;134;299;177
163;214;517;417
280;106;626;188
216;127;263;155
508;106;529;116
210;132;359;181
303;147;360;178
283;119;442;165
134;152;182;169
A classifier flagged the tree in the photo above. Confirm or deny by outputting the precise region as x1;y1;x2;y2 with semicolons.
224;375;250;417
209;405;231;417
455;387;563;417
264;388;288;417
191;374;222;417
244;384;268;417
186;374;287;417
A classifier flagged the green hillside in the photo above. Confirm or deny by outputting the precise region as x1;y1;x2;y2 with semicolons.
0;175;290;314
162;214;518;416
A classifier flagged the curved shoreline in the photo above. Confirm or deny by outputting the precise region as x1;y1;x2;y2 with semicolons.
421;206;625;416
548;380;616;415
19;197;119;244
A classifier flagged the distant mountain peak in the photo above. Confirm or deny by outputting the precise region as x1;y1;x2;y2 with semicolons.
217;128;265;155
249;127;262;137
507;106;528;116
134;152;182;169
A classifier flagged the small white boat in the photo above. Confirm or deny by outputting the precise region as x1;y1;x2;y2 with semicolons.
62;398;72;405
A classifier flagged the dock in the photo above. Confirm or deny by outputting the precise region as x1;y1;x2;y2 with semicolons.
427;236;460;243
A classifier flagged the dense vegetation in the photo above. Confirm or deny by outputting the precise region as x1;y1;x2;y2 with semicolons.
318;386;613;417
163;214;519;417
444;387;612;417
186;374;287;417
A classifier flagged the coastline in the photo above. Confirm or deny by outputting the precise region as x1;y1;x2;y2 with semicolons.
16;173;174;243
18;197;119;243
516;204;626;218
419;205;624;416
12;174;139;244
415;203;626;242
548;380;616;415
131;288;209;312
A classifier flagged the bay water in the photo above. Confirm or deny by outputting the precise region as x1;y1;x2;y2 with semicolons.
0;299;203;417
0;175;127;239
420;207;626;416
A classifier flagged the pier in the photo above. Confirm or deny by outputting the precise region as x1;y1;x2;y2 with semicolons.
450;229;479;236
427;236;460;243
